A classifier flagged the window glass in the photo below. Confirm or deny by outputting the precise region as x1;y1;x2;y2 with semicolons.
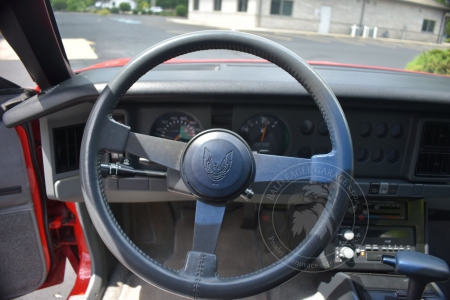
270;0;292;16
270;0;281;14
214;0;222;11
422;19;436;32
193;0;199;10
281;1;293;16
238;0;248;12
0;36;34;87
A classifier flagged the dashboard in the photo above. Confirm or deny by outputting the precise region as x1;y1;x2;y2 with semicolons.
4;61;450;282
3;61;448;208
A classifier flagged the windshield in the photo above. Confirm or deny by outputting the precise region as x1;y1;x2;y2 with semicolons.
1;0;450;86
50;0;449;74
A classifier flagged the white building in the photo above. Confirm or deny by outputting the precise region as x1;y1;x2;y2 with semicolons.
188;0;449;42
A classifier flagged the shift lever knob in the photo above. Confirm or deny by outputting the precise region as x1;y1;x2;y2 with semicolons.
382;251;449;300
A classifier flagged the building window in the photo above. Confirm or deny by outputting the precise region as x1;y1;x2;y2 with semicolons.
270;0;293;16
214;0;222;11
238;0;248;12
422;19;436;33
193;0;199;10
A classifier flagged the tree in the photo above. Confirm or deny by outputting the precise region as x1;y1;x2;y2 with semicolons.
52;0;68;10
406;49;450;75
66;0;93;11
137;0;150;10
119;2;131;11
175;4;187;16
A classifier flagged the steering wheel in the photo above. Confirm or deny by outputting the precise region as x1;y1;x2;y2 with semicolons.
80;30;353;299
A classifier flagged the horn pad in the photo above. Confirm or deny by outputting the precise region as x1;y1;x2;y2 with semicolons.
180;129;255;203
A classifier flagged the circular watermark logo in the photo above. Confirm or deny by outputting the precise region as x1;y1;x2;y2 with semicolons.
257;162;369;273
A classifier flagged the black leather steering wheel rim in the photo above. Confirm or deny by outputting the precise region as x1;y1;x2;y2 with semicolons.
80;30;353;299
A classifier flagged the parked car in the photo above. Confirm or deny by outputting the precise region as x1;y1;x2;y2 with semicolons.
150;6;163;13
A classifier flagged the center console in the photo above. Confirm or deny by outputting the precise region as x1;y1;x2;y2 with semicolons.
319;198;425;271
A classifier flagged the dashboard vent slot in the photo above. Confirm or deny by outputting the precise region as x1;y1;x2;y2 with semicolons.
421;122;450;148
54;124;85;174
415;152;450;177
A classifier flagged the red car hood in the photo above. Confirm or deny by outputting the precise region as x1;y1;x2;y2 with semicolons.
74;58;447;77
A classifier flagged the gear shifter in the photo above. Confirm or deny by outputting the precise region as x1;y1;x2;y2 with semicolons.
382;251;449;300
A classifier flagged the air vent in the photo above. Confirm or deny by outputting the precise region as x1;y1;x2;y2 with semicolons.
421;122;450;148
54;124;85;174
415;152;450;177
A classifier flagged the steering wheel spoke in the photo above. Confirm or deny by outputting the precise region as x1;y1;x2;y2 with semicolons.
125;132;186;171
192;200;226;254
253;151;338;183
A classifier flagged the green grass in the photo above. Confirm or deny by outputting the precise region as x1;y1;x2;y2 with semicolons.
406;48;450;75
97;8;111;15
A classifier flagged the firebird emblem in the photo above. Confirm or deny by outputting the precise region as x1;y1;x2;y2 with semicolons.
203;148;233;185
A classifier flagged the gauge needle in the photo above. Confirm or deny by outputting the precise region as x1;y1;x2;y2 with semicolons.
261;124;268;142
174;134;181;141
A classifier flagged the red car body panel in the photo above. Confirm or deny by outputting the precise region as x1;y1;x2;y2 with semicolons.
66;203;92;297
15;126;51;276
74;58;449;78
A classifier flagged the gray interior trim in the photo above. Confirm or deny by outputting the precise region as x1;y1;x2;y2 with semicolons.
40;103;93;200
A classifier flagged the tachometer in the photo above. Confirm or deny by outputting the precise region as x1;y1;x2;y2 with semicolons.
151;112;202;142
239;114;289;155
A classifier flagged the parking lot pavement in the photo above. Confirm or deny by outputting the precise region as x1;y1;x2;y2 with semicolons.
2;12;448;87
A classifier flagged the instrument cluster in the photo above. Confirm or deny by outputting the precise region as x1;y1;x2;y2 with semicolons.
149;112;291;155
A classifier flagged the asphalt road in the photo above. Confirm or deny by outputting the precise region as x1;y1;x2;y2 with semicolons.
1;12;446;87
2;11;446;300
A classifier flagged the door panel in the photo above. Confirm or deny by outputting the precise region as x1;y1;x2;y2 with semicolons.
0;93;47;299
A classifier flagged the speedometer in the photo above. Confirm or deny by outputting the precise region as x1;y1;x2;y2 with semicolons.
150;112;202;142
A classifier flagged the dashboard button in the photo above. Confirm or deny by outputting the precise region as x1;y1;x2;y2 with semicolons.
388;183;398;195
375;123;388;137
370;182;380;194
355;148;368;162
359;122;372;137
379;182;389;194
317;121;329;136
371;149;384;163
340;229;355;241
339;247;355;259
391;124;403;138
301;120;314;135
386;149;400;164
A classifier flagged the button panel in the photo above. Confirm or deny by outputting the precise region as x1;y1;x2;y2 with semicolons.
369;182;399;195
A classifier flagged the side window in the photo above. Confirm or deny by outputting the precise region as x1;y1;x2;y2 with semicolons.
193;0;199;10
421;19;436;33
270;0;293;16
214;0;222;11
238;0;248;12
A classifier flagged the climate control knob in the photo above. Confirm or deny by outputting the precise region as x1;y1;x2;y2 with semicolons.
340;229;355;241
339;247;355;259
